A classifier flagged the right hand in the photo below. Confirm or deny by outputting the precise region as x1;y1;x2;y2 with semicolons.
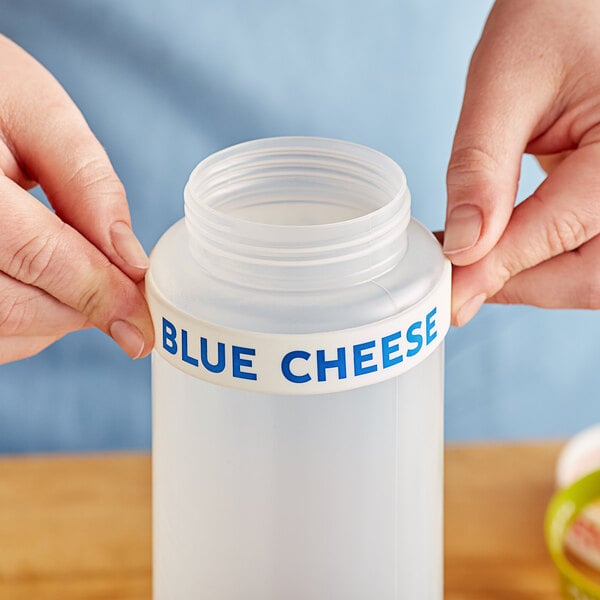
0;35;154;363
443;0;600;326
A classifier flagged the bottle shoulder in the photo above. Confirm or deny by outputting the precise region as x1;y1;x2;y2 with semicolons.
148;218;448;333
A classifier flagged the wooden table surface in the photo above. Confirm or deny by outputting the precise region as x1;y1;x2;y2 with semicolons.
0;443;564;599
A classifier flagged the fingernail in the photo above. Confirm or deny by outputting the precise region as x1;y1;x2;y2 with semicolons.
110;320;145;359
455;293;487;327
443;204;483;254
110;221;149;270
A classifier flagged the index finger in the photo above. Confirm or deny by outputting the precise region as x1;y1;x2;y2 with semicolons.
445;1;559;265
0;35;148;281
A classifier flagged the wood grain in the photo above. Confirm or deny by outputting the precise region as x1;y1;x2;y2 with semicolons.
0;453;151;600
0;443;565;599
444;442;563;599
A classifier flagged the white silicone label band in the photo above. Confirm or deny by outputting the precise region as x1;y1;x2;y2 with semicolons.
146;260;451;395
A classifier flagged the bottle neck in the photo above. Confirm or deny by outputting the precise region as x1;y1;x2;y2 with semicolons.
184;137;411;292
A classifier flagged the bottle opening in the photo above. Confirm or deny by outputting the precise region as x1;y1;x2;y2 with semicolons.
184;137;411;291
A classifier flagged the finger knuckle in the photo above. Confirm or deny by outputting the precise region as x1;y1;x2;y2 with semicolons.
8;224;66;287
75;262;123;323
447;144;502;195
76;277;107;321
543;206;589;256
495;252;522;290
65;154;124;198
0;296;30;335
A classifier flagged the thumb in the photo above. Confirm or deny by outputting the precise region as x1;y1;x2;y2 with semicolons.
452;141;600;325
445;7;556;266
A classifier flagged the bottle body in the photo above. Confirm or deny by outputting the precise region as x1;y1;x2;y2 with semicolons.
153;347;443;599
149;138;449;599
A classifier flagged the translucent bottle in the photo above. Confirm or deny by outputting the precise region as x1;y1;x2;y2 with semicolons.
147;137;450;599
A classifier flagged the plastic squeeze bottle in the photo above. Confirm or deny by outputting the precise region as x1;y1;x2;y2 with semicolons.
147;137;451;599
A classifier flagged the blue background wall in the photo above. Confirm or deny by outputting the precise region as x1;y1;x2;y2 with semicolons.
0;0;597;452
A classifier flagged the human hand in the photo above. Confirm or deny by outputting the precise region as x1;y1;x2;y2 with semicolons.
444;0;600;326
0;35;153;362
